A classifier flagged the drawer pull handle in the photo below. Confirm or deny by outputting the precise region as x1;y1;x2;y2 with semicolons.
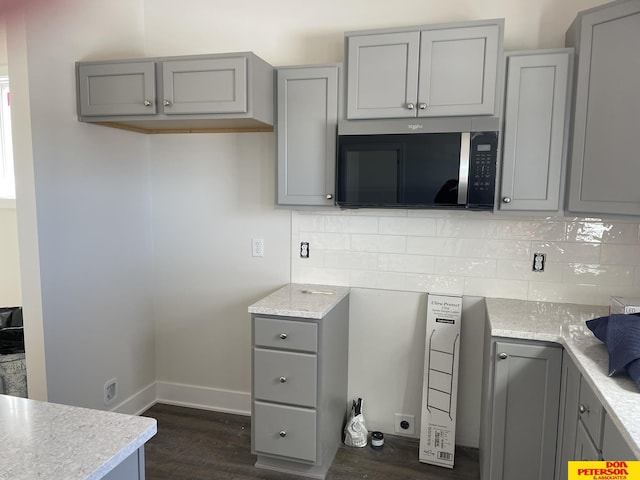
498;352;508;360
579;404;589;414
279;333;288;340
279;430;287;438
279;376;287;383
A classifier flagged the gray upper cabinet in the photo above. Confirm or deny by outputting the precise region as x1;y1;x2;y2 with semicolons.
161;57;247;115
77;61;156;117
346;20;503;120
498;49;573;212
76;52;273;133
276;65;339;206
566;0;640;215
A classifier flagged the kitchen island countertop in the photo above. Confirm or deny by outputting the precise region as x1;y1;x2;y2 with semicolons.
248;283;350;319
485;297;639;458
0;394;157;480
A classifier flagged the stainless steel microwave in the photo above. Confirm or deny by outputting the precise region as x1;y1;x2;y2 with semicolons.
336;120;498;210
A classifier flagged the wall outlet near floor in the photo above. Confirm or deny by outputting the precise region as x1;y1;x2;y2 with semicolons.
394;413;415;435
252;238;264;257
104;378;117;406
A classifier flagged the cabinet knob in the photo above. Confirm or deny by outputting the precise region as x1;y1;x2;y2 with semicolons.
418;103;427;110
498;352;508;360
279;430;287;438
279;376;287;383
163;99;171;107
502;197;512;204
326;193;333;200
279;333;287;340
406;103;415;110
579;404;590;414
143;100;152;107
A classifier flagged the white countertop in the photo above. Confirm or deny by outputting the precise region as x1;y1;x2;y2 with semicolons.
248;283;350;319
0;394;157;480
485;297;640;458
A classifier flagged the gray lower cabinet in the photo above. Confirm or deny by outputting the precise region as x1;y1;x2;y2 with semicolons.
498;49;573;212
251;296;349;479
76;52;273;133
483;338;562;480
345;19;503;119
276;65;339;206
565;0;640;215
102;447;146;480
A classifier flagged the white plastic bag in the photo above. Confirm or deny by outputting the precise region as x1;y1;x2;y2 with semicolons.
344;398;367;447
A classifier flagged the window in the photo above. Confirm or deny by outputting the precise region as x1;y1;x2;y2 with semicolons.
0;75;14;200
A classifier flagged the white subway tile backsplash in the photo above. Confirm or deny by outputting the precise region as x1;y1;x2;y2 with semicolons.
497;220;566;241
528;282;598;305
403;273;465;294
601;244;640;265
324;251;378;270
326;215;379;234
531;241;601;263
435;257;497;277
496;259;564;283
378;253;436;274
351;234;406;253
379;216;437;236
291;211;640;306
437;218;498;238
563;263;635;287
566;222;640;244
464;277;529;299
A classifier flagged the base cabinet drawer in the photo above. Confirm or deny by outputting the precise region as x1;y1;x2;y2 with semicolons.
254;317;318;352
253;349;317;407
253;401;317;462
578;378;604;446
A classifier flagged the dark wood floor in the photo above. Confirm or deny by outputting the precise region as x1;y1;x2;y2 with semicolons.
142;403;480;480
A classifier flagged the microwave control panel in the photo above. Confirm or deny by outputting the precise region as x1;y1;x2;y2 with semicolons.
468;132;498;207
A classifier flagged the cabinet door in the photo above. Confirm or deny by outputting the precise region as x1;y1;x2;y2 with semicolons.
602;415;639;460
575;420;601;460
489;341;562;480
418;24;499;117
77;62;156;117
346;31;420;119
567;2;640;215
499;50;572;211
555;349;581;480
277;65;339;206
161;56;247;115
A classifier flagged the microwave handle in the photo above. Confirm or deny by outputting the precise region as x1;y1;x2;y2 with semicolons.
457;132;470;204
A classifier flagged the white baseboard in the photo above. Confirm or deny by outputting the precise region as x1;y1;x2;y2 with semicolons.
111;382;158;415
155;381;251;416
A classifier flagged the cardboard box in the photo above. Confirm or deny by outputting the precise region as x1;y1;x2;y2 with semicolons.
419;294;462;469
610;296;640;315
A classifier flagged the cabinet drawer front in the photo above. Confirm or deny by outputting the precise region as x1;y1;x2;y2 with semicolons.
254;317;318;352
253;401;317;462
579;378;604;446
254;349;317;407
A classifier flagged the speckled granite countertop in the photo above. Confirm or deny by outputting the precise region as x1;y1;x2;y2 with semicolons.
0;394;157;480
248;283;350;319
485;297;639;458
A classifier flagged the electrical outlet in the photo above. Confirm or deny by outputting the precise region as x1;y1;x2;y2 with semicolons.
394;413;415;435
252;238;264;257
300;242;310;258
104;378;117;406
532;252;546;272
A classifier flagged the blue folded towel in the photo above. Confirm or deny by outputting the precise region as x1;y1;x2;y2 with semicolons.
586;313;640;391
